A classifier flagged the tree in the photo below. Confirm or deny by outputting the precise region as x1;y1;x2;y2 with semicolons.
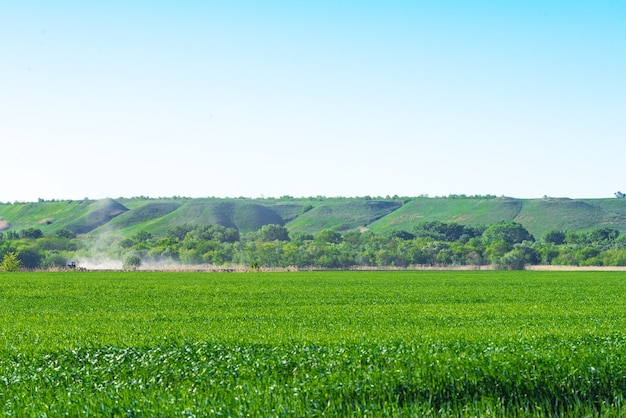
123;255;142;270
5;231;19;240
543;230;566;245
484;240;512;264
315;229;343;244
20;228;44;239
257;224;290;242
494;249;526;270
587;228;619;245
132;231;153;243
167;224;197;241
343;230;364;245
1;252;22;272
389;230;416;241
56;229;76;239
17;248;43;269
414;221;480;242
482;222;534;246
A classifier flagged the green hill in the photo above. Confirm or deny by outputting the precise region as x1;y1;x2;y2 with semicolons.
64;199;129;234
93;199;286;236
0;199;128;234
514;199;621;237
286;200;403;233
367;197;521;233
2;196;626;239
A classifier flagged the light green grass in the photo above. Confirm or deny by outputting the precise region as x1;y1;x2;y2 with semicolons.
0;271;625;416
0;200;91;233
368;197;522;233
515;198;626;237
286;200;402;233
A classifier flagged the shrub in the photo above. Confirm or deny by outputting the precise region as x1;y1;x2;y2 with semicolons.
123;255;142;271
1;252;22;272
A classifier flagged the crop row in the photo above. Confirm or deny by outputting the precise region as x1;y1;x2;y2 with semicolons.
1;337;625;416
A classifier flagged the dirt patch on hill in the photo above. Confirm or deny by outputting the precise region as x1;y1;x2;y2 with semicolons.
0;219;9;231
37;217;55;225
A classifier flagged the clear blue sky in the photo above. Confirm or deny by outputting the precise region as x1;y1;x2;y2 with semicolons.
2;1;625;202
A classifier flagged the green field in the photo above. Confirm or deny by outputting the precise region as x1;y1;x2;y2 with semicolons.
1;271;625;416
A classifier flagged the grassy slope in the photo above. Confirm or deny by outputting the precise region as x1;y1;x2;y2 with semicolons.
95;199;289;236
368;197;522;232
0;199;128;234
3;197;626;238
371;197;626;238
64;198;128;234
513;198;626;238
286;199;403;233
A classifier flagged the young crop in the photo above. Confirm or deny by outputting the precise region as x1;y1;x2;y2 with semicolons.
0;271;625;416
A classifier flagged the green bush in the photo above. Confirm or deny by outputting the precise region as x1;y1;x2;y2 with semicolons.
123;255;142;270
0;252;22;272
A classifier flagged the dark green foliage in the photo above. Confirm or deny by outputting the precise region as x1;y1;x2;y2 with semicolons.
42;253;68;269
17;248;43;269
35;236;78;252
543;229;566;245
182;224;240;243
390;230;416;240
167;224;197;241
343;230;364;244
315;229;343;244
414;221;481;242
493;248;526;270
4;230;19;240
587;227;620;244
19;228;43;239
256;224;290;242
131;231;153;243
100;221;626;269
56;229;76;239
564;228;620;246
482;222;534;245
290;232;314;243
123;255;142;270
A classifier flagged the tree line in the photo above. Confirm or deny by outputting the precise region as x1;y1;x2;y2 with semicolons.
2;221;626;271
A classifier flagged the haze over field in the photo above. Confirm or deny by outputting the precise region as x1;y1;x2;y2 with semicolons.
2;1;625;202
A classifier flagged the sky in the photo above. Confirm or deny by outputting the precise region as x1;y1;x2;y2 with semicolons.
1;1;625;202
